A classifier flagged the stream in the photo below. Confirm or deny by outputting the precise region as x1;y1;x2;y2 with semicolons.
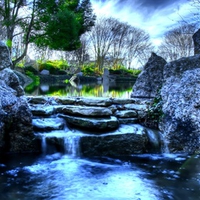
1;82;200;199
0;146;200;199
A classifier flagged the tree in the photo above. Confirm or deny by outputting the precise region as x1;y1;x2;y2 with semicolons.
116;26;152;69
63;34;90;66
158;24;196;61
32;0;95;51
87;17;152;70
0;0;95;66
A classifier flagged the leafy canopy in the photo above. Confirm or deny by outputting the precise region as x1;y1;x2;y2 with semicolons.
31;0;96;51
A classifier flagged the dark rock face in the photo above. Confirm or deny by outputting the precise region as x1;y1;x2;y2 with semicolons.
163;54;200;80
160;68;200;153
61;115;119;131
131;52;167;98
0;43;38;153
0;42;12;69
0;68;24;96
192;29;200;55
80;132;148;157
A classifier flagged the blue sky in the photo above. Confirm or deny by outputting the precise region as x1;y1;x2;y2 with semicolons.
91;0;195;46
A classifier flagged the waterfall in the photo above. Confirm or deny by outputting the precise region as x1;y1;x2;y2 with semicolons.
41;136;47;155
64;135;81;157
145;127;170;153
40;132;81;157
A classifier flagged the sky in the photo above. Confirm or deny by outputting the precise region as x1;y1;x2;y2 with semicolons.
91;0;195;46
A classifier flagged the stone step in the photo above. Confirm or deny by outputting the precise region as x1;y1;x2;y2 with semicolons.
35;124;161;156
28;96;150;107
55;105;112;117
32;118;65;131
59;114;119;131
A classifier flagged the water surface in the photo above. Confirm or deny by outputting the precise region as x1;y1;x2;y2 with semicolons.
0;153;200;200
25;82;133;98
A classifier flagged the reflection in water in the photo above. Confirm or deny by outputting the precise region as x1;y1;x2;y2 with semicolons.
25;81;134;98
0;154;200;200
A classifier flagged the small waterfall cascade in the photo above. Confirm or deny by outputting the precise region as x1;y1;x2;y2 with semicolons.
144;127;169;153
40;131;82;157
41;136;47;155
64;135;81;157
31;96;169;157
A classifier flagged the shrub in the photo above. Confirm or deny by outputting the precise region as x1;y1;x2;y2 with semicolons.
25;71;40;86
37;60;69;74
81;63;102;76
24;66;39;75
25;71;40;93
109;67;141;77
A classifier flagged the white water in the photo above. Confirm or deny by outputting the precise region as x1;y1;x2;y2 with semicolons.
64;135;81;157
41;136;47;155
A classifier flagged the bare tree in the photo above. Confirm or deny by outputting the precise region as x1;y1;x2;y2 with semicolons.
87;17;124;71
123;27;153;68
158;24;195;61
64;35;90;66
87;17;152;70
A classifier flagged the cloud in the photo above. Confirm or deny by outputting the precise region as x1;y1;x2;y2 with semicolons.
91;0;192;46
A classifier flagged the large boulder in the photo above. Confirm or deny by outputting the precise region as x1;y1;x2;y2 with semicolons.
160;56;200;153
0;42;38;153
80;124;149;156
0;42;12;69
192;29;200;55
131;52;167;98
0;67;24;96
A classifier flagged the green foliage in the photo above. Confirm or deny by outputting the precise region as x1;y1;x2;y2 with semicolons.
32;0;96;51
63;79;69;83
81;63;102;76
6;39;12;48
15;61;25;68
145;92;164;129
24;66;39;75
37;60;69;74
109;67;141;77
25;71;40;93
26;71;40;85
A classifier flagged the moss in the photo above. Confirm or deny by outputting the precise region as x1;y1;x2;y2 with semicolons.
141;91;164;129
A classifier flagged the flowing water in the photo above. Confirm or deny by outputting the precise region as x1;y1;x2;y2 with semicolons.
0;136;200;199
2;81;200;199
